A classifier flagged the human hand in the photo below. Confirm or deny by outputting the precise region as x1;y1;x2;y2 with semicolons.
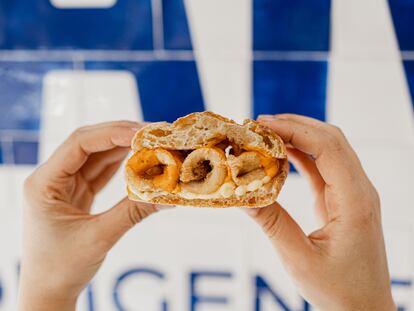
19;121;165;311
247;114;395;311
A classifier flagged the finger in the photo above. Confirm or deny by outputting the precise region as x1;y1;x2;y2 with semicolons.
246;203;314;274
93;197;166;249
81;147;130;182
258;118;364;190
45;122;144;178
258;113;329;131
84;120;142;129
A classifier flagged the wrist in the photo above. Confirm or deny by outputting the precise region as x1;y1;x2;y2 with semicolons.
18;285;77;311
18;271;79;311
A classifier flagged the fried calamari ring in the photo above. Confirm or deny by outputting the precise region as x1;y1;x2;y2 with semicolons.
180;147;228;194
227;151;279;186
127;148;182;192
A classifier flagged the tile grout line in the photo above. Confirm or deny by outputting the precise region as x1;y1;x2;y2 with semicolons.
0;130;39;141
253;50;330;61
0;50;334;62
401;51;414;60
0;50;194;61
2;50;414;61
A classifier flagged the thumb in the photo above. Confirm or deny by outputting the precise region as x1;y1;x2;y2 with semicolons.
246;202;313;271
94;197;159;250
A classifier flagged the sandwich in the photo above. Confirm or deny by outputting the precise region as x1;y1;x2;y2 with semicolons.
125;112;288;208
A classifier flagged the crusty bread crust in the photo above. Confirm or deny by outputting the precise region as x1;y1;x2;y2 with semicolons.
126;111;288;208
132;111;287;158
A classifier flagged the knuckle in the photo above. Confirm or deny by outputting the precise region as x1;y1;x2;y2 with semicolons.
127;203;155;226
68;129;81;142
357;207;376;227
23;168;44;198
128;204;141;225
331;126;349;144
371;185;381;206
23;174;34;191
69;126;88;140
39;182;60;201
23;174;36;198
329;124;343;136
261;209;284;239
354;186;381;227
324;132;343;152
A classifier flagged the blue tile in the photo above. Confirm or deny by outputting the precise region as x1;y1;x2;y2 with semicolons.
288;162;297;174
13;141;38;165
162;0;193;50
253;0;331;51
389;0;414;51
403;61;414;111
0;0;153;50
0;62;73;130
85;61;204;122
253;60;328;121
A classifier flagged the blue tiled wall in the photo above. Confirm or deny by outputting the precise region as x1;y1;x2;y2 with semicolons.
252;0;330;125
162;0;193;50
0;62;73;130
403;61;414;110
85;61;204;122
0;0;153;50
253;61;328;121
388;0;414;51
389;0;414;110
13;141;38;164
1;0;332;166
253;0;331;51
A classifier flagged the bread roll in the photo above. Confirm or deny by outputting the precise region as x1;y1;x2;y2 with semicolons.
125;112;288;208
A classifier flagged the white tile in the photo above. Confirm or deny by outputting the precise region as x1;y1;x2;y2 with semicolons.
0;168;13;214
185;0;252;122
243;220;305;311
276;174;319;235
197;60;251;123
50;0;117;9
327;59;414;147
185;0;251;59
41;70;141;161
356;146;414;226
89;208;250;310
0;221;20;310
0;168;31;310
331;0;401;60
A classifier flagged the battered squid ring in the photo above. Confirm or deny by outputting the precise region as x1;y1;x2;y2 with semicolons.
228;151;279;186
180;147;228;194
126;148;182;192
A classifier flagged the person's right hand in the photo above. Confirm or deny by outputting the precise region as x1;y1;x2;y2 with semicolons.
247;114;395;311
19;121;165;311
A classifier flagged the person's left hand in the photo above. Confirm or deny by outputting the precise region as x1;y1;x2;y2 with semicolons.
19;121;165;311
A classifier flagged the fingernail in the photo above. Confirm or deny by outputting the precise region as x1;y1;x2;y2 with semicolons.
244;208;259;216
257;114;274;120
131;122;150;132
156;204;175;211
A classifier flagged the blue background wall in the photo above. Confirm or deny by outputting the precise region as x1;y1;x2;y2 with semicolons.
0;0;333;165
